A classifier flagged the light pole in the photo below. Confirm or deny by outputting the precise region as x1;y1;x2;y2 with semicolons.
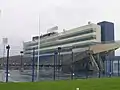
71;49;74;80
6;45;10;82
58;47;61;79
20;51;23;72
32;48;35;82
118;60;119;76
53;51;57;80
85;58;89;79
37;14;40;81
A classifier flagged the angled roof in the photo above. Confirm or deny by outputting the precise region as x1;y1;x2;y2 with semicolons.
89;40;120;54
73;40;120;54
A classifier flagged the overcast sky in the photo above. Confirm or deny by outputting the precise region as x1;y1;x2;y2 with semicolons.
0;0;120;56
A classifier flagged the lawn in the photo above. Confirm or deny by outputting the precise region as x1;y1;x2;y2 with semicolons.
0;78;120;90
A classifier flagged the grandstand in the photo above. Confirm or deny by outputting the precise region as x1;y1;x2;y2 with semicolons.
23;21;120;74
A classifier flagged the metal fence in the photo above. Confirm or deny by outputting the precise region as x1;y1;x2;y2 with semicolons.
0;46;120;82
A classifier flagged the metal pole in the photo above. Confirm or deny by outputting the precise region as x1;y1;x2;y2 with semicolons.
118;60;119;76
20;51;23;72
37;14;40;81
97;54;100;78
61;54;63;79
6;45;10;82
58;47;61;79
102;60;105;76
71;50;74;80
105;60;107;76
32;48;35;82
85;58;88;79
53;52;57;80
56;52;58;80
111;60;113;75
109;59;112;77
58;50;60;79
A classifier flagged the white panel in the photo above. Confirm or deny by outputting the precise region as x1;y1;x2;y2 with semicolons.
24;23;102;54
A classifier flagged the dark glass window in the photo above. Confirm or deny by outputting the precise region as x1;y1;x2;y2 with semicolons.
25;35;96;51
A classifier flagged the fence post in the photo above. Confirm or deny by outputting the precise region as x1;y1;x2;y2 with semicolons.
71;50;74;80
111;60;113;76
58;47;61;79
106;60;107;76
118;60;119;76
53;52;57;80
85;58;89;79
109;59;112;77
20;51;23;72
6;45;10;83
32;48;35;82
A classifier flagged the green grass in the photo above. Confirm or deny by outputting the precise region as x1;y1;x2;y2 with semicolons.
0;78;120;90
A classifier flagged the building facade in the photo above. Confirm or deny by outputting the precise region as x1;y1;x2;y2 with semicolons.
112;56;120;74
23;21;118;74
98;21;115;74
23;23;101;56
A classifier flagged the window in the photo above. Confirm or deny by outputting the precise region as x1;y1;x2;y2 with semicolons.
26;29;95;47
114;63;118;71
113;62;120;72
25;35;96;51
59;29;95;40
38;35;96;48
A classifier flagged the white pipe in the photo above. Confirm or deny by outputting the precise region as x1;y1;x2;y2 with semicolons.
37;14;40;81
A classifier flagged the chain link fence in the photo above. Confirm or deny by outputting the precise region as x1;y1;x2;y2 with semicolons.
0;46;120;82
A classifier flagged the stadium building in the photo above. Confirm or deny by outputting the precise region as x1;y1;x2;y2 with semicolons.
23;21;120;75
